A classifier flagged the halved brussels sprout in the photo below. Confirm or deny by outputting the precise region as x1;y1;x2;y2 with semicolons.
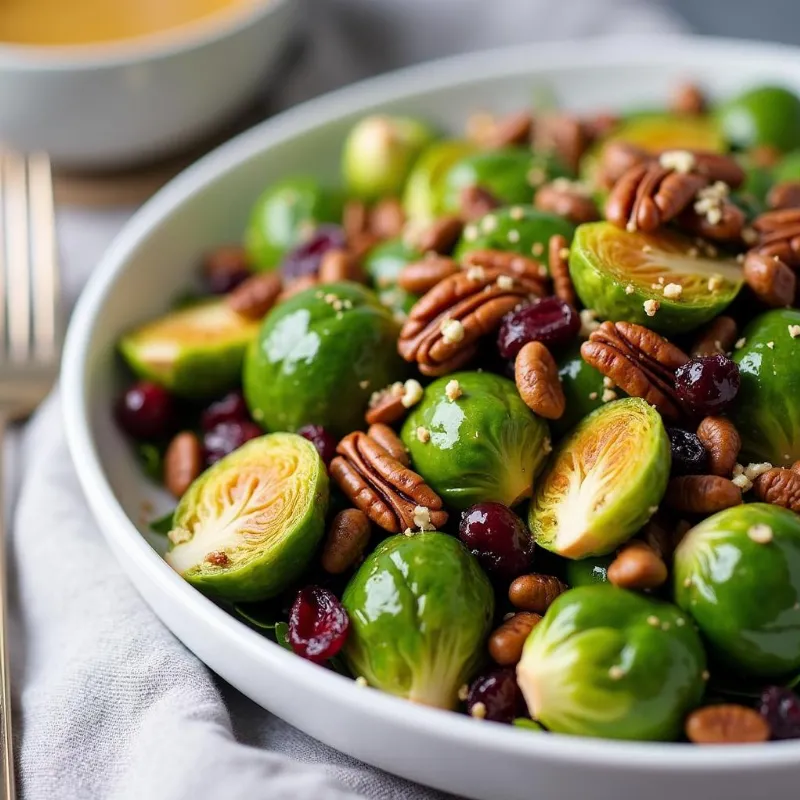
730;309;800;466
565;554;613;587
569;222;743;334
529;397;670;559
603;112;725;154
342;115;436;201
674;503;800;678
342;532;494;709
517;585;706;741
245;176;343;271
166;433;328;601
119;299;260;398
362;237;420;317
717;85;800;153
401;371;550;510
244;282;405;438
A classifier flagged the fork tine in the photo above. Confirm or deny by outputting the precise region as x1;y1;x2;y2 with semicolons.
28;153;57;361
4;150;30;362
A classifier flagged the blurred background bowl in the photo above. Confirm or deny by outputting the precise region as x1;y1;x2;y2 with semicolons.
0;0;299;168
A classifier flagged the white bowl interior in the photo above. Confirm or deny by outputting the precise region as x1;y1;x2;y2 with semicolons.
63;37;800;800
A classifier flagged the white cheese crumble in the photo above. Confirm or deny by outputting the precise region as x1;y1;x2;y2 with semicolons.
416;426;430;443
790;325;800;339
625;284;635;295
707;275;724;292
743;462;773;481
445;379;462;401
659;149;696;174
602;388;618;402
643;299;660;317
748;524;774;544
734;337;746;350
579;308;600;336
496;274;515;290
401;379;424;408
413;505;435;531
693;181;729;225
466;266;485;281
507;229;521;244
663;282;683;299
440;318;465;344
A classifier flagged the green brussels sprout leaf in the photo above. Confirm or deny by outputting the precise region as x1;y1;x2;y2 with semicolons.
149;510;175;536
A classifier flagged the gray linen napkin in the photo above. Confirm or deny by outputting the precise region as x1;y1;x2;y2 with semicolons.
11;2;684;798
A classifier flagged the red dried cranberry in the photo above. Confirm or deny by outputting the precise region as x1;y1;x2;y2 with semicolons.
202;246;250;294
459;502;534;580
297;424;338;465
759;686;800;740
497;297;579;360
666;427;709;475
203;420;262;465
288;585;349;664
674;354;740;416
467;667;527;724
201;391;249;431
115;381;175;441
281;225;347;281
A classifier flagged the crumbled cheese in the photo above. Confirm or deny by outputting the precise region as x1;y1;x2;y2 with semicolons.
676;617;685;627
642;244;653;254
748;524;774;544
742;227;758;245
693;181;730;225
558;247;570;260
507;229;521;244
734;337;746;350
403;528;415;536
527;167;546;187
625;284;635;295
416;426;430;443
531;242;544;257
790;325;800;339
588;391;599;401
496;274;515;290
440;318;465;344
663;282;683;299
707;275;724;292
470;702;487;719
481;214;498;234
466;266;485;281
647;615;660;627
445;379;462;401
359;380;370;390
579;308;600;336
602;376;615;389
463;224;478;242
608;666;625;680
510;206;525;220
626;220;637;233
401;379;424;408
767;341;775;350
413;505;435;531
543;437;553;455
659;149;696;174
731;473;753;492
355;676;368;687
602;388;618;402
457;684;469;702
551;177;592;196
643;299;660;317
736;253;746;264
744;462;773;481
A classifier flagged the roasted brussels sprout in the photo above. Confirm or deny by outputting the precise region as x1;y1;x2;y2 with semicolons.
565;554;613;587
342;115;436;201
773;149;800;182
674;503;800;678
244;282;405;437
730;309;800;466
166;433;328;601
529;398;670;559
601;112;725;153
342;533;494;709
245;177;343;271
717;85;800;153
517;585;706;740
362;237;421;317
119;299;260;398
401;371;550;510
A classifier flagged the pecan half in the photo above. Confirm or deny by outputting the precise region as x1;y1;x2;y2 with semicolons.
534;179;600;225
318;249;367;284
164;432;203;498
277;275;317;302
412;215;464;255
515;342;565;419
607;540;668;590
690;315;737;357
697;416;741;477
596;141;649;190
369;197;405;240
365;379;422;426
226;272;282;319
367;423;409;466
343;199;370;241
397;255;459;294
743;250;796;307
670;81;706;115
533;112;591;174
481;111;533;149
685;705;770;745
751;208;800;267
768;181;800;211
460;250;549;291
330;431;447;534
581;321;689;420
508;573;568;613
664;475;742;514
548;234;576;306
753;467;800;513
639;515;683;561
459;185;500;221
488;612;541;666
676;201;746;243
321;508;371;574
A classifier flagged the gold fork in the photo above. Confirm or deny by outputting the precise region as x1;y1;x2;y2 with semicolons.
0;150;60;800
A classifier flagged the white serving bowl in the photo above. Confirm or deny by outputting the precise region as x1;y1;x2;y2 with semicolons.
62;36;800;800
0;0;298;168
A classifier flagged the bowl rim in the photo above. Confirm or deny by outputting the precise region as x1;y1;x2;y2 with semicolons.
0;0;289;71
62;34;800;772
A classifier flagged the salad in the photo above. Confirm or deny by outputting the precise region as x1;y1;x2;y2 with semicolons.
114;79;800;745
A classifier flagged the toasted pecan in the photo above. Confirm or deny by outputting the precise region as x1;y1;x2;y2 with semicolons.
534;179;600;225
664;475;742;514
481;111;533;149
696;416;741;477
515;342;565;420
607;540;668;590
397;255;459;294
459;185;501;221
768;181;800;211
321;508;372;574
751;208;800;267
533;112;591;174
685;705;770;745
367;423;409;466
670;81;706;115
163;432;203;498
508;573;568;614
226;272;282;319
753;467;800;513
595;141;649;190
413;215;464;255
369;197;405;240
743;251;796;307
488;612;542;666
318;249;367;284
548;234;576;306
690;316;738;357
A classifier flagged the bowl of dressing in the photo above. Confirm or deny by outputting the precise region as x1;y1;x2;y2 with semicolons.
0;0;299;167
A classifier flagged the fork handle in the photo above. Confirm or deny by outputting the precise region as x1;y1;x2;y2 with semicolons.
0;416;16;800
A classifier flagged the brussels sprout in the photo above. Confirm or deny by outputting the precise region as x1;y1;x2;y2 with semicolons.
674;503;800;678
166;433;328;601
565;554;613;587
529;398;670;559
517;585;706;740
362;237;421;317
342;115;436;201
569;222;742;334
439;148;538;213
245;177;343;271
402;140;477;221
730;309;800;466
717;85;800;153
342;532;494;709
118;299;260;398
734;153;773;215
455;206;575;269
401;371;550;510
774;149;800;182
244;282;405;438
607;112;725;153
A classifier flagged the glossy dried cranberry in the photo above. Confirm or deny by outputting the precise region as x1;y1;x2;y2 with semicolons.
467;667;527;724
115;381;175;441
674;354;740;416
759;686;800;740
459;502;534;580
297;424;337;465
666;427;709;475
288;585;350;664
497;297;580;360
203;420;262;465
201;391;249;431
281;224;347;281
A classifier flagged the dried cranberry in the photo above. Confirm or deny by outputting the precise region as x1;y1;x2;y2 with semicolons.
297;424;338;465
115;381;175;441
674;354;740;416
203;420;262;465
202;246;250;294
281;224;347;281
759;686;800;740
666;427;709;475
459;502;534;580
467;667;527;724
201;391;249;431
497;297;580;360
288;585;349;664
